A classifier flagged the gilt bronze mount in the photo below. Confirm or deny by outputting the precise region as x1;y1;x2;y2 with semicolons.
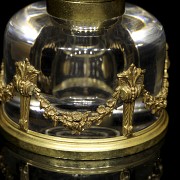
0;45;169;160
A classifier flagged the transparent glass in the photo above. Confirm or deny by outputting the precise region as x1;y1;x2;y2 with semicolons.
3;1;166;137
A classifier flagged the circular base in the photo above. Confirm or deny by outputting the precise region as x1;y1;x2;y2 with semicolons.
3;139;163;175
0;105;168;160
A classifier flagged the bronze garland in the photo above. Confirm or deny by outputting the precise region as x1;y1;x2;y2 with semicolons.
0;46;169;135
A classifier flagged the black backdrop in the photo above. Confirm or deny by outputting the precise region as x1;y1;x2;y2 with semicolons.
0;1;179;179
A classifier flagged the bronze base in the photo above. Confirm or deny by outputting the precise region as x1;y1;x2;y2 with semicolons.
0;105;168;160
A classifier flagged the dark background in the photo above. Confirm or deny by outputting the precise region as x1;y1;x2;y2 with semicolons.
0;0;179;179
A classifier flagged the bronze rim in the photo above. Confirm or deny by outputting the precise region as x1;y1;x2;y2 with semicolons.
0;105;168;160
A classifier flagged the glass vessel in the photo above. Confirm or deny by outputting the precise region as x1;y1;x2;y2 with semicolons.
3;0;166;135
0;0;168;160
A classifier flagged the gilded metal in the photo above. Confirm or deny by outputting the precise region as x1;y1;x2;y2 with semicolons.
13;59;39;97
14;61;145;134
0;106;168;160
117;64;145;136
0;45;169;159
46;0;125;23
13;59;39;131
0;51;169;134
143;45;169;116
1;139;163;175
34;76;121;133
0;59;144;133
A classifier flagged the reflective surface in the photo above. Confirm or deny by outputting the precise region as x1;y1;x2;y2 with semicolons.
3;1;166;136
0;136;164;180
0;0;178;178
4;2;166;94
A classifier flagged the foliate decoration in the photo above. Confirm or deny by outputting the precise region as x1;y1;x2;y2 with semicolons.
13;59;39;131
33;65;130;133
0;63;14;102
117;64;145;137
0;49;169;134
33;85;121;134
143;45;169;116
13;59;39;97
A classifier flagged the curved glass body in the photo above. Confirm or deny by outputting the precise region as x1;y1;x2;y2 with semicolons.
3;1;166;137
